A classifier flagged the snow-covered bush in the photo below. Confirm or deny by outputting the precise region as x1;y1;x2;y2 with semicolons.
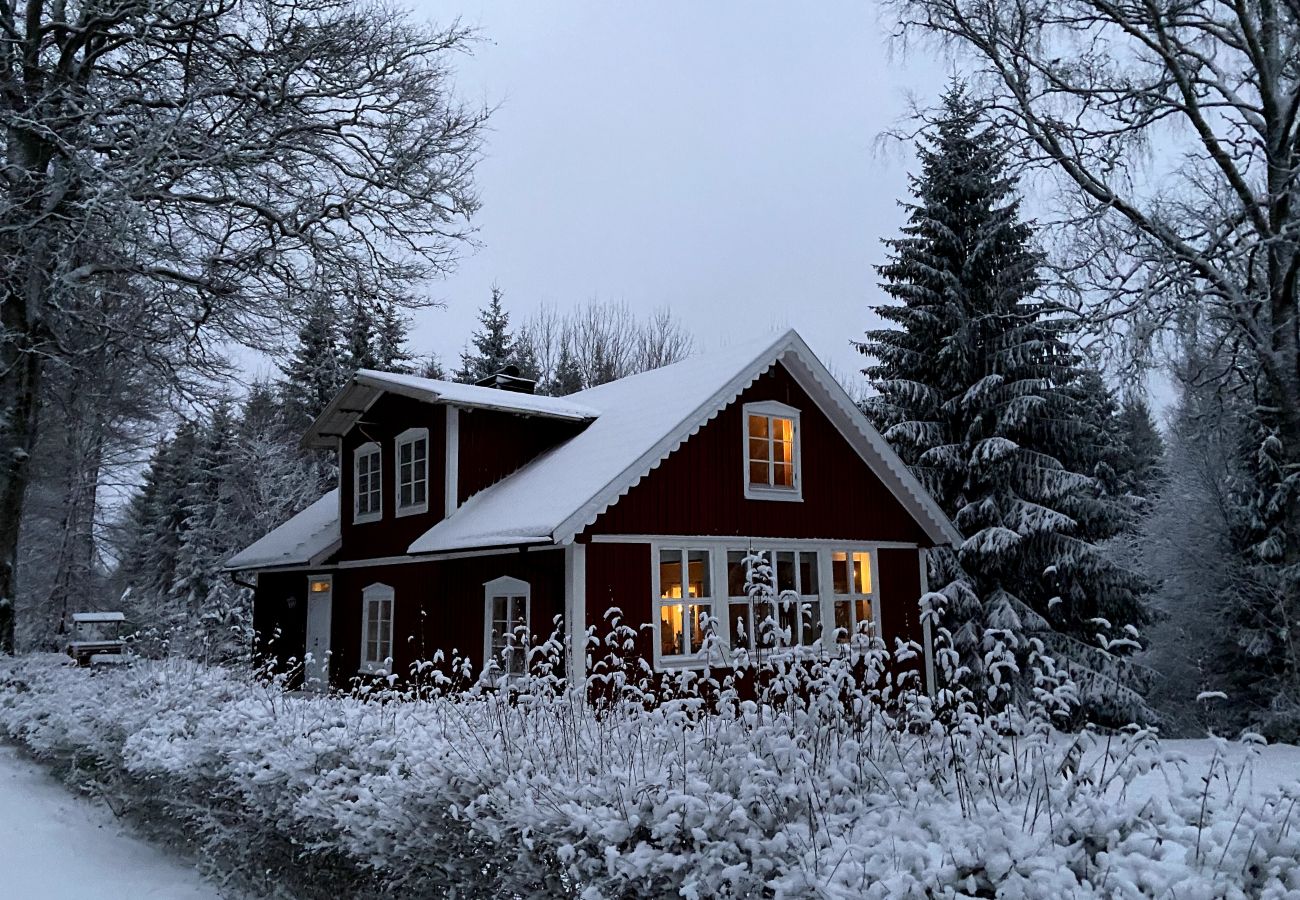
0;628;1298;898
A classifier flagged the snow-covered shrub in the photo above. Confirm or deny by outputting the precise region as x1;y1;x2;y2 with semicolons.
0;628;1298;899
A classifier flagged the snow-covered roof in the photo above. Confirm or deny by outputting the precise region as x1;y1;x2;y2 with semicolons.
70;612;126;623
301;370;597;450
408;330;961;553
224;489;342;571
234;330;960;570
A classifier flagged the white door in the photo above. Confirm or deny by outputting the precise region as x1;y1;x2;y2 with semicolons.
304;576;333;692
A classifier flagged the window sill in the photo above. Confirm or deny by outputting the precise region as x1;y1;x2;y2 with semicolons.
743;486;803;503
357;663;392;676
353;512;382;525
656;644;859;672
394;503;429;519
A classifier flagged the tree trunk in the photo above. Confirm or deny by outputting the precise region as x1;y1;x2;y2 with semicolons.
0;316;43;655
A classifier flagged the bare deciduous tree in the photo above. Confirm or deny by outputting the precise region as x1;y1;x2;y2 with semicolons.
0;0;487;649
519;300;694;394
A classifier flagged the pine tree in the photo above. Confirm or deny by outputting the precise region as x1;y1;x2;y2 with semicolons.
457;287;518;383
345;299;379;371
418;354;447;380
280;294;345;428
171;403;245;659
373;302;414;373
550;341;585;396
1113;395;1165;502
857;84;1149;724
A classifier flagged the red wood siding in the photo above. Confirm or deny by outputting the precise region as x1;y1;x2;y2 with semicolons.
876;547;925;679
583;363;933;545
339;395;446;561
457;408;585;503
255;549;566;688
584;542;653;668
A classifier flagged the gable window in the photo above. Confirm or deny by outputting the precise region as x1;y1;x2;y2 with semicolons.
656;548;713;661
743;401;802;501
395;428;429;516
354;442;382;523
360;583;394;674
830;550;875;644
484;577;530;677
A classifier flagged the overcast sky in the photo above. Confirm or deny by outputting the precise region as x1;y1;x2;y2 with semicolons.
397;2;952;387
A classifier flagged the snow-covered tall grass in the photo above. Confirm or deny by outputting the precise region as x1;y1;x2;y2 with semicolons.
0;621;1297;898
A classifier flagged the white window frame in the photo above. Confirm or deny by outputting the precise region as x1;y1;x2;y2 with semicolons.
649;539;882;671
394;427;430;517
742;401;803;501
653;547;721;667
359;582;395;675
483;576;531;678
824;548;879;649
353;441;383;524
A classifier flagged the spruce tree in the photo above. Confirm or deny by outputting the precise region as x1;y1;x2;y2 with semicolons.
373;302;414;373
857;84;1149;724
280;294;345;428
457;287;518;383
1113;395;1165;502
345;298;379;371
550;341;585;396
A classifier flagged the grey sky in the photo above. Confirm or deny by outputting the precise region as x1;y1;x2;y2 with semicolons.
402;2;950;385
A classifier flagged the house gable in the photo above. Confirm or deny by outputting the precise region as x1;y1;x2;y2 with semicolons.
584;361;933;544
338;394;448;561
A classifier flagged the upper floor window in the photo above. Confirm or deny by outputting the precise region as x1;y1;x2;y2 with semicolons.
354;442;382;523
360;583;394;674
395;428;429;516
743;401;801;501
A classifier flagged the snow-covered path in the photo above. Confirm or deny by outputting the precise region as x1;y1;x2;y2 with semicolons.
0;744;224;899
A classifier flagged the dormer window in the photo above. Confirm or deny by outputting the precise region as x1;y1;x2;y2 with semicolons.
395;428;429;516
354;442;382;523
743;401;801;501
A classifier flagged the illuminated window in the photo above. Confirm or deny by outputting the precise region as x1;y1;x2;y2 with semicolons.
657;548;712;660
727;549;820;652
830;550;874;644
743;402;801;500
395;428;429;516
354;442;382;523
360;583;394;673
483;576;530;677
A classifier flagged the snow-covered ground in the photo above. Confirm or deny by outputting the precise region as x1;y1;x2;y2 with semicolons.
0;744;223;900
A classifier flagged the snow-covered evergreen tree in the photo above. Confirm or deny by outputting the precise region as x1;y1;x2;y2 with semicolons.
373;302;415;374
857;84;1149;724
549;341;585;396
345;299;379;372
457;287;521;383
1113;395;1165;503
170;403;247;660
280;294;346;428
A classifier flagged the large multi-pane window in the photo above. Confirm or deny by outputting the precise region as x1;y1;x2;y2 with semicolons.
395;428;429;515
652;543;879;667
484;577;530;677
726;549;820;651
743;402;801;500
657;548;712;659
360;583;394;673
354;442;382;522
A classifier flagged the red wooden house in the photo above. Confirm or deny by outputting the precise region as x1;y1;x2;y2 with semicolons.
226;330;960;691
